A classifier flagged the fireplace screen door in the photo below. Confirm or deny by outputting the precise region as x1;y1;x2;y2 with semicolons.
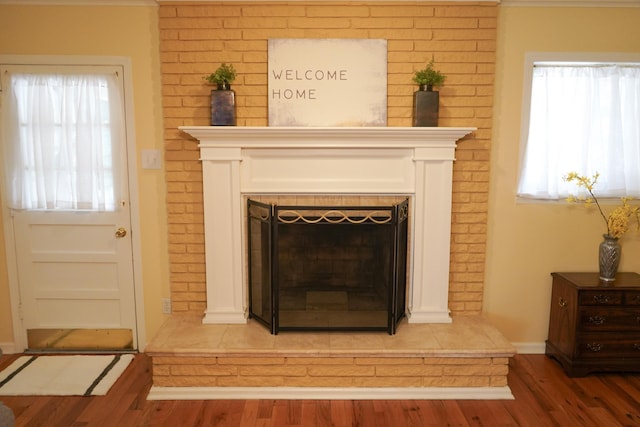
247;199;408;334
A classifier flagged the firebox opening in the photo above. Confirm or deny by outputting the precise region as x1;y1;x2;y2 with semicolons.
248;198;409;335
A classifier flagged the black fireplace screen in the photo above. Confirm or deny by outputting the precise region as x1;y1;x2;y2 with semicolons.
247;198;409;334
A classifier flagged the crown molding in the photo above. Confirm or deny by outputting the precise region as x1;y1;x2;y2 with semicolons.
1;0;637;8
0;0;156;5
501;0;639;6
151;0;638;5
152;0;501;2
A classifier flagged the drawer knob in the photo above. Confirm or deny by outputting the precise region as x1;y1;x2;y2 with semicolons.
593;295;610;304
587;343;602;352
558;297;567;308
588;316;605;325
634;344;640;351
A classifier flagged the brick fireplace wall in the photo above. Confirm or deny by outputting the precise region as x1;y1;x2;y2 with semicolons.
159;1;496;316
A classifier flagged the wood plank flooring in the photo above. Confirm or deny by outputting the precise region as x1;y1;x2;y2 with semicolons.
0;353;639;426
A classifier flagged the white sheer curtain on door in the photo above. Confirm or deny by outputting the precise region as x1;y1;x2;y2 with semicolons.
517;65;640;200
2;71;123;210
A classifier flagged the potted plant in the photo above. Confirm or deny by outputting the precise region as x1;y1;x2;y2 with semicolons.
204;63;237;90
412;59;446;91
412;59;446;127
564;171;640;282
204;63;237;126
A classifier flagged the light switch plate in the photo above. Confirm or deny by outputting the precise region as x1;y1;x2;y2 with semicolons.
162;298;172;314
141;149;162;169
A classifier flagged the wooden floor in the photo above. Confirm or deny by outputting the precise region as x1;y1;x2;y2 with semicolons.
0;353;639;426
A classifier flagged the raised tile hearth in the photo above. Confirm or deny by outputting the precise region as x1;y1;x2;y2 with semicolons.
146;315;516;400
148;126;516;399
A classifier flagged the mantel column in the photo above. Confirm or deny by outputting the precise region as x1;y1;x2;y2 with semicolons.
200;146;247;324
409;147;455;324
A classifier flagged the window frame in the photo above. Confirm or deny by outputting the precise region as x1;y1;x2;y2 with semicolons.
517;52;640;203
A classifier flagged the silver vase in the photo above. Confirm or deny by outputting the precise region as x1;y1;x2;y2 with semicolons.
598;234;621;282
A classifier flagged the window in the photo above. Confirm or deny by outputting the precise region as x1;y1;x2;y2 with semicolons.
516;54;640;200
1;65;125;211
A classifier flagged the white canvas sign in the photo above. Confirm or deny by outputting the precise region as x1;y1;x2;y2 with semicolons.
268;39;387;127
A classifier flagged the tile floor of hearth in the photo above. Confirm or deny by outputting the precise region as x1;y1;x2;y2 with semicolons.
146;314;516;358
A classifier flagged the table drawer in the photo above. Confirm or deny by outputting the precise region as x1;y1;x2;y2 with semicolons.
625;291;640;306
579;291;623;306
576;336;640;358
579;308;640;331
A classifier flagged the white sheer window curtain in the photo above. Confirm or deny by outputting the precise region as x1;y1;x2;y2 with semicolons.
2;71;123;210
517;64;640;200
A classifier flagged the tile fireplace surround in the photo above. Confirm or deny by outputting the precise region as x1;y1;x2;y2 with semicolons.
146;127;516;400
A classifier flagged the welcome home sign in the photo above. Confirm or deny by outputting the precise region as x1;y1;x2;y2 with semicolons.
268;39;387;127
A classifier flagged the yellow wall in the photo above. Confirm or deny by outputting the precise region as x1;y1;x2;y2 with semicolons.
0;4;170;350
486;6;640;345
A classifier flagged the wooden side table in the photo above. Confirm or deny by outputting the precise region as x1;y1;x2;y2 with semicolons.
545;272;640;377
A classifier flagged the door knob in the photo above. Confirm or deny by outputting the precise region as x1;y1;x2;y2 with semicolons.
115;227;127;238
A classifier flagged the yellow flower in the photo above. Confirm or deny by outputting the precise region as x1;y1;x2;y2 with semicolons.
563;172;640;239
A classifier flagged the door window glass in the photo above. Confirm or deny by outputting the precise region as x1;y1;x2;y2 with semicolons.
2;68;124;211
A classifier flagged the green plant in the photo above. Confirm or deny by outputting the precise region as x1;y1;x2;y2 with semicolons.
564;172;640;239
412;59;446;90
204;63;237;86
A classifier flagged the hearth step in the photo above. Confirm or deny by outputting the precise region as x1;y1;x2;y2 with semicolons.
145;314;516;399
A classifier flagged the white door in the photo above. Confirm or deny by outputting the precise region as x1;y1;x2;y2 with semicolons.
1;63;138;351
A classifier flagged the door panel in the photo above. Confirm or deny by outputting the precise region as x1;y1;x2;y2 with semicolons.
13;210;137;350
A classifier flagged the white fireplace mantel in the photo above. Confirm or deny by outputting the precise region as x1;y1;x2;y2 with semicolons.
180;126;475;325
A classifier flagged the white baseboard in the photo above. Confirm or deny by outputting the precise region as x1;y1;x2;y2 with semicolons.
512;342;546;354
147;386;514;401
0;342;18;355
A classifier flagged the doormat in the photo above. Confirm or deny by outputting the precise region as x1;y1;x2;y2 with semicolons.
0;354;134;396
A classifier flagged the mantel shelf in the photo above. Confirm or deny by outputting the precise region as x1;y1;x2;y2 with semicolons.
179;126;476;149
